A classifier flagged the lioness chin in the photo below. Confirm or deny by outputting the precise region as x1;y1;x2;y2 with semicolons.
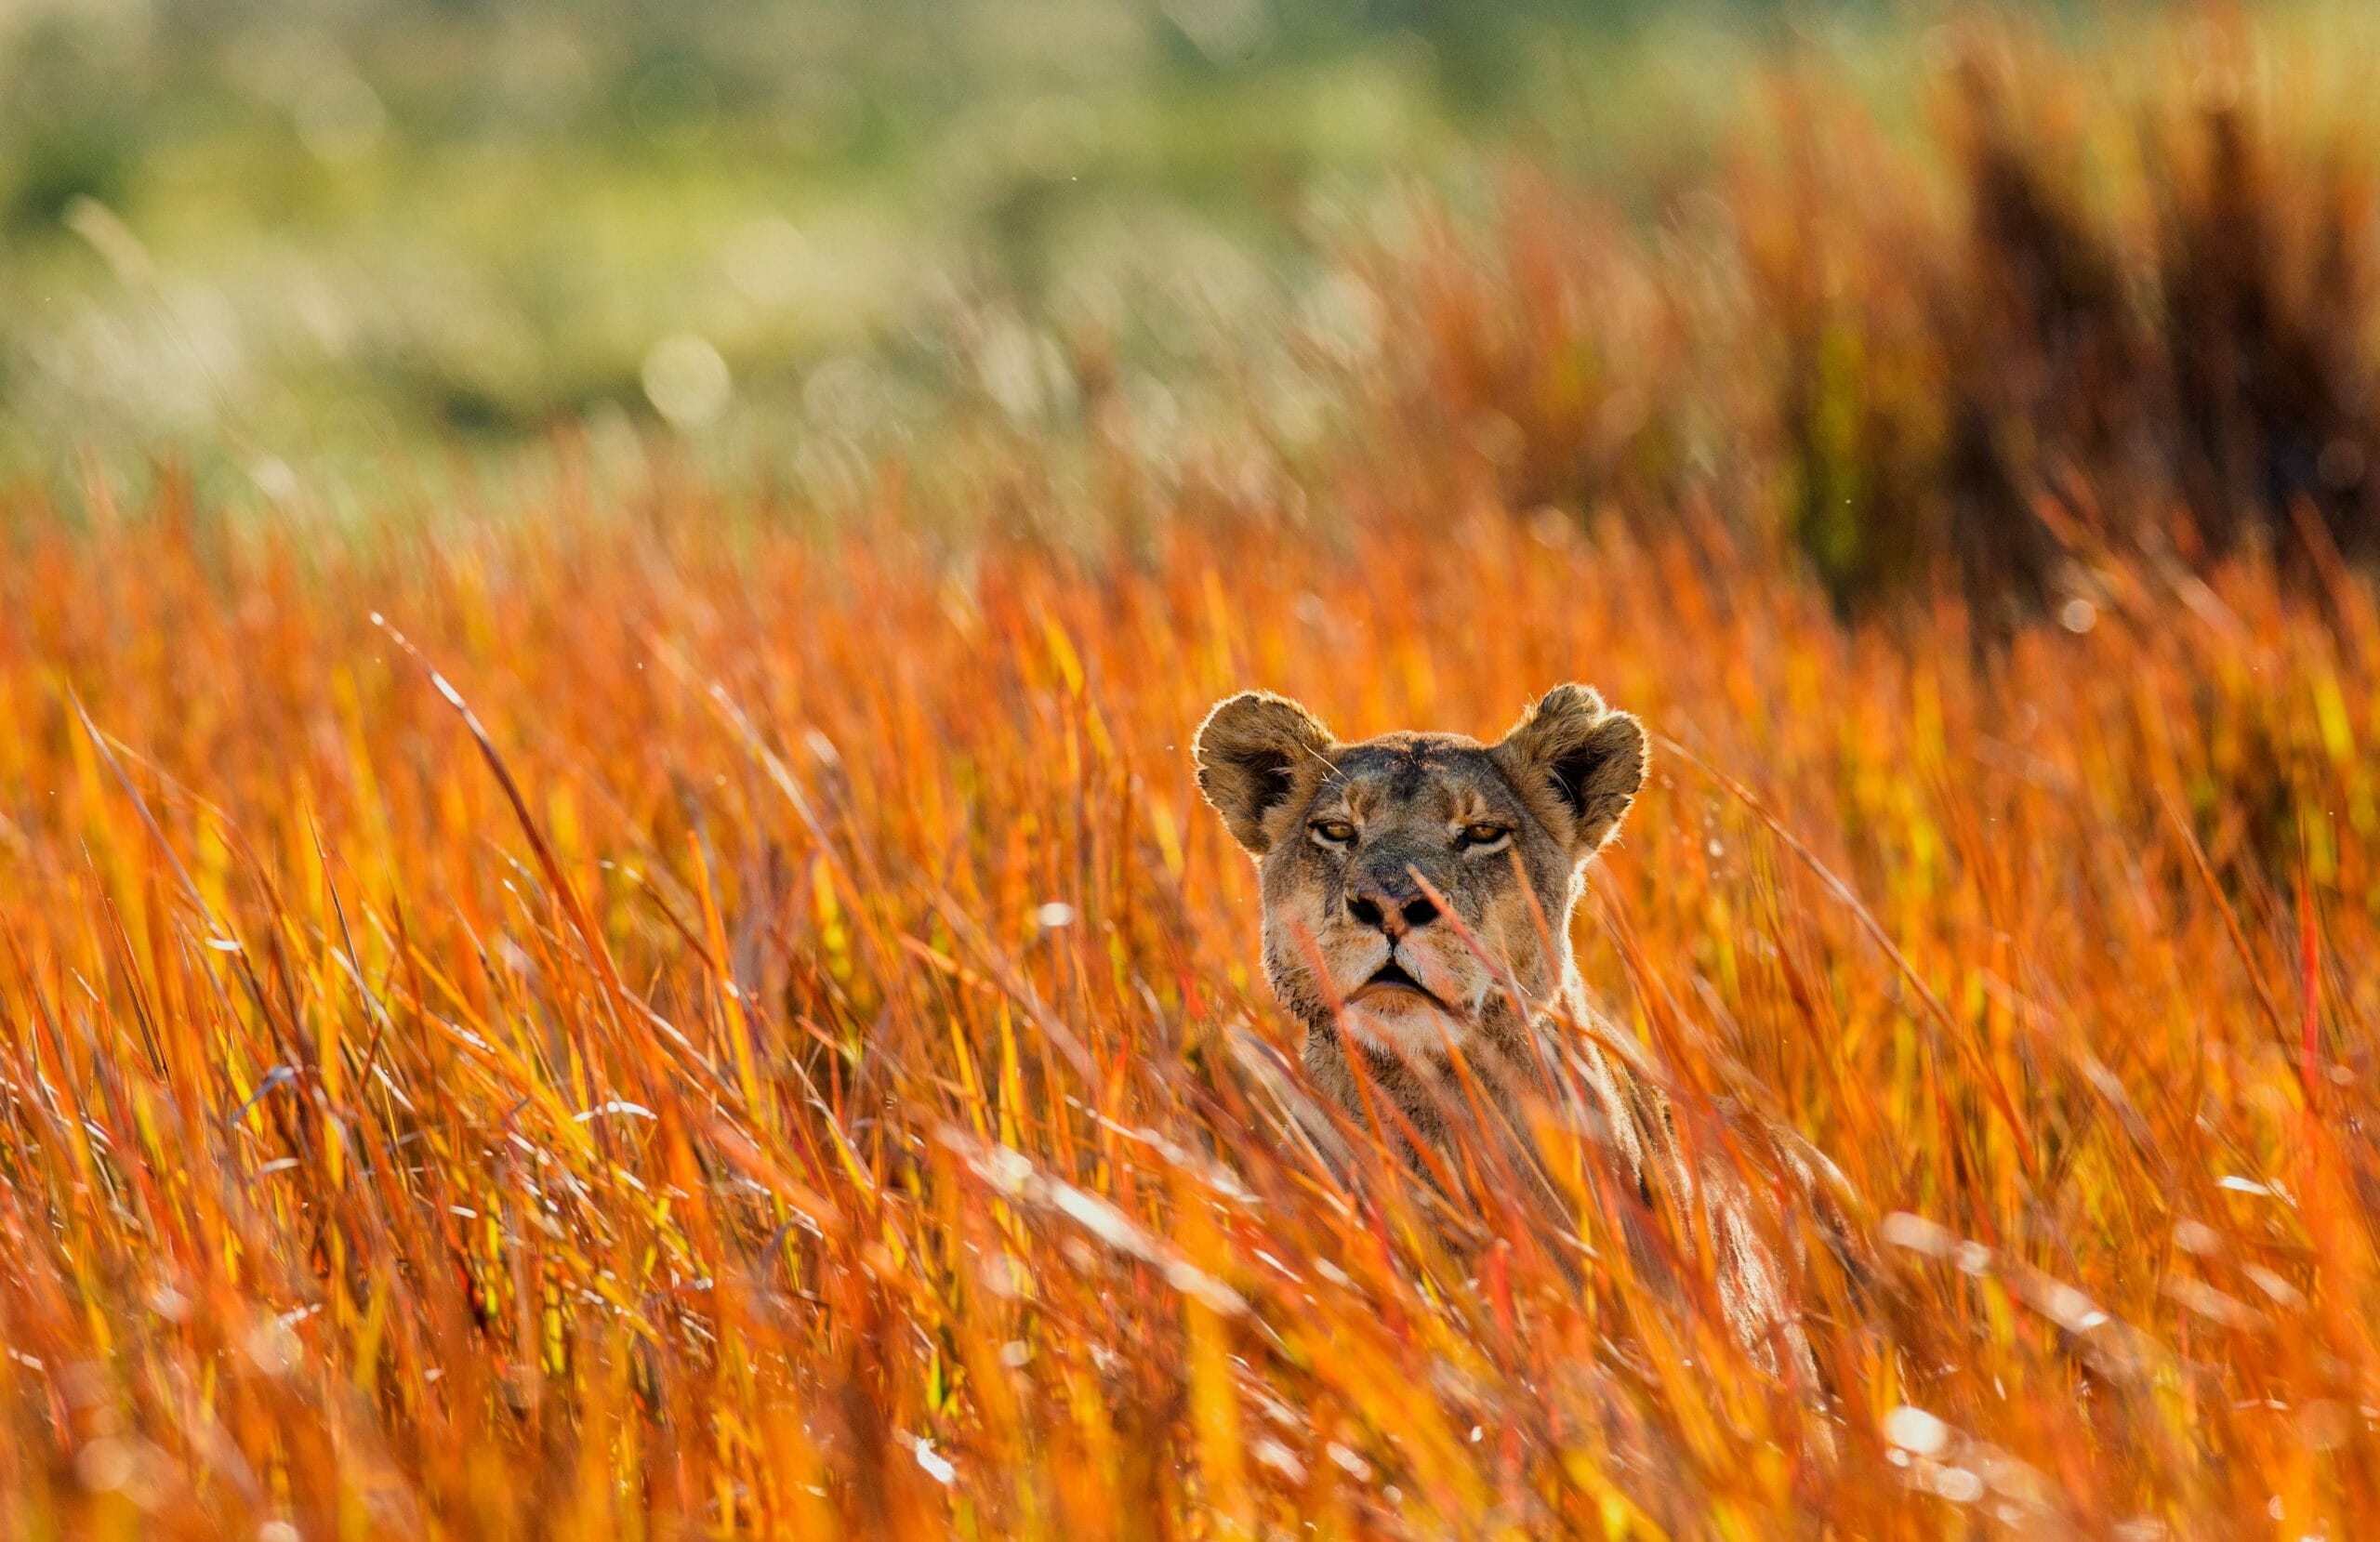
1196;683;1850;1388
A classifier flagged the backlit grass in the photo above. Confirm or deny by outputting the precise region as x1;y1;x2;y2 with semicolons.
1;481;2374;1535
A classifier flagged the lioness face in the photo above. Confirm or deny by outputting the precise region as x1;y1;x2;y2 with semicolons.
1196;685;1647;1060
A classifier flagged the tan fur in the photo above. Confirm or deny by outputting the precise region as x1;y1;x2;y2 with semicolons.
1197;685;1855;1388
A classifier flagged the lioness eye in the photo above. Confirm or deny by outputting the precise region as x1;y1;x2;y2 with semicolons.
1459;822;1511;850
1310;820;1356;846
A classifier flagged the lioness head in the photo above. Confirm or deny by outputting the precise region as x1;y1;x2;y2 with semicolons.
1196;684;1647;1061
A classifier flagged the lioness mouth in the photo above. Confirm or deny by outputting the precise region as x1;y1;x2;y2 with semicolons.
1355;958;1439;1005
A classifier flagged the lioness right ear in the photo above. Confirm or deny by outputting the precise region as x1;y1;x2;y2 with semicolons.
1194;692;1335;857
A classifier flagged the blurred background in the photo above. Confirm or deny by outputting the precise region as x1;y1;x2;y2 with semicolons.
0;1;2080;489
4;0;2377;612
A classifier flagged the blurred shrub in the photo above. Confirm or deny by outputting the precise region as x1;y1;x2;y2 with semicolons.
1350;25;2380;613
0;20;139;231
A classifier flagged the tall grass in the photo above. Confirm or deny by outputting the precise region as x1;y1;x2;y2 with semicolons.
0;464;2374;1535
6;10;2380;1537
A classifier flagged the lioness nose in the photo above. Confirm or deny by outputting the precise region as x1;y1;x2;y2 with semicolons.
1347;880;1438;937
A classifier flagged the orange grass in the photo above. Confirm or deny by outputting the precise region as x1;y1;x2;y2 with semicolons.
0;478;2374;1537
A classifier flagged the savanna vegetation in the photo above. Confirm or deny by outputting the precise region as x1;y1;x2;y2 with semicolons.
5;1;2380;1536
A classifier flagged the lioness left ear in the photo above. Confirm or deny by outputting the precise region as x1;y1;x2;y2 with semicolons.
1194;691;1336;857
1491;683;1648;857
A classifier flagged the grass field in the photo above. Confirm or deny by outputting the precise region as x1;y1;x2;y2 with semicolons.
6;3;2380;1538
2;478;2375;1535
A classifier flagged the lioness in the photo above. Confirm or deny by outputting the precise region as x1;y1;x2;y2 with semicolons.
1196;683;1842;1380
